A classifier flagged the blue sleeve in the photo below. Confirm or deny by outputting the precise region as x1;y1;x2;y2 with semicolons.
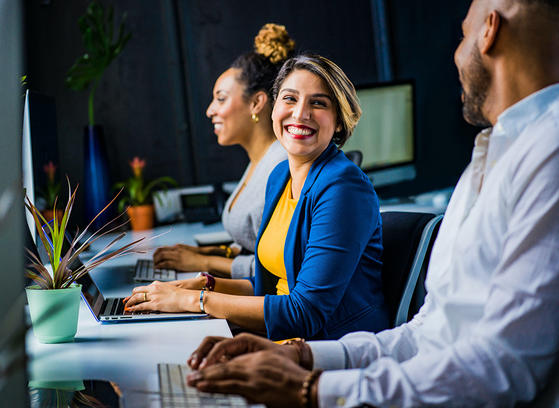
245;276;255;288
264;170;380;340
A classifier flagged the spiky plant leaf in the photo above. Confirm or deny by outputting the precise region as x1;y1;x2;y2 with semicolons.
24;180;146;290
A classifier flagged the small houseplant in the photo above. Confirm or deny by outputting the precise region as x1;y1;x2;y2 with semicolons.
24;180;144;343
66;0;132;229
39;161;62;222
114;157;177;231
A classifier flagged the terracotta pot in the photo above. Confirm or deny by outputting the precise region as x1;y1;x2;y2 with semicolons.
42;209;64;223
127;204;154;230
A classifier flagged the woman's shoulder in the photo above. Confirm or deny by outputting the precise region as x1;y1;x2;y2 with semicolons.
266;160;290;190
316;150;373;189
258;141;288;173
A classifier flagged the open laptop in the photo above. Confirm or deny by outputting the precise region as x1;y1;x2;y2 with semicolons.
77;270;206;323
40;224;207;323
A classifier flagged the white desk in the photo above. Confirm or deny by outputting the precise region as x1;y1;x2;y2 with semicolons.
26;221;232;407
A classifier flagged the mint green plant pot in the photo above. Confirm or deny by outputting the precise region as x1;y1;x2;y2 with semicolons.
26;285;81;344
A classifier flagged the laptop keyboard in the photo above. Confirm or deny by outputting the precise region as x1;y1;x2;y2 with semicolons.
158;363;248;408
134;259;177;282
102;297;126;316
101;297;161;317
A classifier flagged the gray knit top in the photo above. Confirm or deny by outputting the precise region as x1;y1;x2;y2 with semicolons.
222;140;287;278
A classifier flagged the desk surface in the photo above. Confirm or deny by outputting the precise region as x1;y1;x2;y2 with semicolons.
26;221;232;407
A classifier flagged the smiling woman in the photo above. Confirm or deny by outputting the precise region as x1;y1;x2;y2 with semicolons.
251;54;389;339
125;54;389;341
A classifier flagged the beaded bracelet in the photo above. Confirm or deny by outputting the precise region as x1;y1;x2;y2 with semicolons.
300;369;323;408
284;338;313;370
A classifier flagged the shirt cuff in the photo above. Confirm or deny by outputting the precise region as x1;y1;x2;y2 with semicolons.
317;369;364;408
308;341;347;370
230;254;254;279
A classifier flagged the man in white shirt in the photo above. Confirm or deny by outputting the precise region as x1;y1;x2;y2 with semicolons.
186;0;559;406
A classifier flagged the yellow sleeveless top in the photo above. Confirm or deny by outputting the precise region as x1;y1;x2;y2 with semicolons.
257;178;298;295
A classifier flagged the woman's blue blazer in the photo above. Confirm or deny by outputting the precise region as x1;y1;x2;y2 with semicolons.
250;143;389;340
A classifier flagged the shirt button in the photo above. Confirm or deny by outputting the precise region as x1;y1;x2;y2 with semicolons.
336;397;346;406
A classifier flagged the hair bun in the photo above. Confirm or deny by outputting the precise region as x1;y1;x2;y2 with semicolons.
254;23;295;64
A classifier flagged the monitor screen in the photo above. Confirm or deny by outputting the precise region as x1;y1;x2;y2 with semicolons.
22;90;35;242
343;81;415;187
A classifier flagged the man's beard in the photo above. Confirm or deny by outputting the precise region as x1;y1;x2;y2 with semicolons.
460;46;492;127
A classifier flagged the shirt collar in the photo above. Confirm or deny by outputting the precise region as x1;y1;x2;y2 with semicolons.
493;82;559;140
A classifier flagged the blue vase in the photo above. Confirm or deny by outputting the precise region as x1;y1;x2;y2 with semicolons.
83;125;111;230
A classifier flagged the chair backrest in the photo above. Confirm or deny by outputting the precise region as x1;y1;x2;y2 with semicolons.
344;150;363;167
381;211;443;327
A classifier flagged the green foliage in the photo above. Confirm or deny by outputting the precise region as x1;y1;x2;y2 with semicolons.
21;75;28;98
43;182;61;210
24;179;145;290
65;0;132;126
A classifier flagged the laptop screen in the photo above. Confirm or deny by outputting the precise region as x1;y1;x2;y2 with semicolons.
78;272;105;310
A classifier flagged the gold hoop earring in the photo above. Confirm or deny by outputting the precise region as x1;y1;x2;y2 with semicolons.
251;113;259;123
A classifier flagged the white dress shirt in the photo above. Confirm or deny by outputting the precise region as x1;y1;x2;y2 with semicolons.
309;83;559;407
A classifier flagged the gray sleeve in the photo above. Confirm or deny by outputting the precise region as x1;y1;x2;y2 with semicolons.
230;254;255;278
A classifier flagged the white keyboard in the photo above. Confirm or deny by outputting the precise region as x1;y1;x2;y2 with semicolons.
158;363;248;408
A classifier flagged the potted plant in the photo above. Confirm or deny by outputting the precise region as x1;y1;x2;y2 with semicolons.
39;161;62;222
66;0;132;229
114;157;177;231
24;180;144;344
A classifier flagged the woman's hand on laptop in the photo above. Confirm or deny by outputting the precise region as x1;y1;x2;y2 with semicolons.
153;244;209;272
123;281;202;313
168;275;207;290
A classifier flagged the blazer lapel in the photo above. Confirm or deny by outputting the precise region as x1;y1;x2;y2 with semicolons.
254;162;291;296
284;143;340;289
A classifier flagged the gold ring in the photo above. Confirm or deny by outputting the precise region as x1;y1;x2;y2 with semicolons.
143;292;147;302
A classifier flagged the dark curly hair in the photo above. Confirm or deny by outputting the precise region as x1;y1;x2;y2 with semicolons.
231;23;295;101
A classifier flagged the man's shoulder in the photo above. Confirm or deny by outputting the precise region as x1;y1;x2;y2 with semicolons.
505;108;559;196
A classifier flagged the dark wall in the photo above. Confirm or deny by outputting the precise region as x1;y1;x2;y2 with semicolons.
176;0;378;183
25;0;477;218
381;0;477;197
25;0;194;184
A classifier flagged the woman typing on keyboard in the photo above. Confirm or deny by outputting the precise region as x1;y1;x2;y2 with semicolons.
124;54;389;340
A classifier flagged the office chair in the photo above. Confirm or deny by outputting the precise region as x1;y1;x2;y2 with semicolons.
381;211;443;328
344;150;363;167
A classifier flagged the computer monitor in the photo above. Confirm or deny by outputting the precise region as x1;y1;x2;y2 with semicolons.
343;80;416;188
22;90;36;242
22;90;60;243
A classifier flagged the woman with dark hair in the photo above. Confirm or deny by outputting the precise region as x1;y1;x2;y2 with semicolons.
125;54;389;341
152;24;292;279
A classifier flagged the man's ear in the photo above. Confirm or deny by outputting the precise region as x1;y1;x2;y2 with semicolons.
480;10;501;54
250;91;269;115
